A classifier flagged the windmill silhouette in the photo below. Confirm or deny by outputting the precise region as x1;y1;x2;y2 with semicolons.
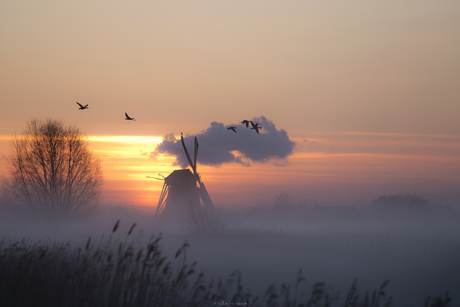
154;134;214;219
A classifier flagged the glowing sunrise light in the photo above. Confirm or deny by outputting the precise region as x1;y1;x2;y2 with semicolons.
88;136;164;143
84;135;175;205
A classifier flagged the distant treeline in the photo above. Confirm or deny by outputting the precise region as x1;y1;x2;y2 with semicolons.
245;192;458;220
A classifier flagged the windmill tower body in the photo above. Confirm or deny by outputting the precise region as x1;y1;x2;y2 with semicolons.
154;135;214;220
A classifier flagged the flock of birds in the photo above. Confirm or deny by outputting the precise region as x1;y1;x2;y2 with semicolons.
228;120;261;134
76;102;136;121
77;102;260;133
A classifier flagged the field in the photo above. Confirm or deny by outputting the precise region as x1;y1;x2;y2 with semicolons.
0;206;459;307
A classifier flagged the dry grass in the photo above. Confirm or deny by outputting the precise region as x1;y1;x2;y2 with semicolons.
0;221;452;307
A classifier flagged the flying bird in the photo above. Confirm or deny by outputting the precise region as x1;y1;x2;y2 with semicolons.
241;120;252;128
125;113;136;121
76;102;88;110
250;122;261;134
227;126;237;133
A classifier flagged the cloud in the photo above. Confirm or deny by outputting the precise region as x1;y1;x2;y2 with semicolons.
153;116;296;168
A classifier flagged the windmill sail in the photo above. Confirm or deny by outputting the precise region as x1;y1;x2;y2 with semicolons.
193;137;198;174
154;183;170;217
181;134;195;173
198;180;214;210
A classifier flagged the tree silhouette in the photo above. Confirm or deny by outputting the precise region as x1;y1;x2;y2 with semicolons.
272;191;294;208
3;119;103;219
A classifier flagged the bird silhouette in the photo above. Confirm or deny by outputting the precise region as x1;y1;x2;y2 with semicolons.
227;126;237;133
125;113;136;121
241;120;251;128
76;102;88;110
250;122;261;134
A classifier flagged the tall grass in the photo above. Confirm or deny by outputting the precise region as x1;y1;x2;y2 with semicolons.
0;222;452;307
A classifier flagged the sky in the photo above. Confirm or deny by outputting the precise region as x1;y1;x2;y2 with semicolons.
0;1;459;209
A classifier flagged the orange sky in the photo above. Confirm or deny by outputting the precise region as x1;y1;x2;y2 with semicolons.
1;1;459;210
1;131;458;209
91;132;460;208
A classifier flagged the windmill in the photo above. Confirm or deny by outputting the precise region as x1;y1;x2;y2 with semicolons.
154;134;214;219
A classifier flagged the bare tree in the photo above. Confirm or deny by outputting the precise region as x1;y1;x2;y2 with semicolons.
182;202;225;234
272;191;293;208
3;119;103;219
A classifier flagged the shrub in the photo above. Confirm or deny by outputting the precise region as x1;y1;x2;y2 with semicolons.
182;202;225;234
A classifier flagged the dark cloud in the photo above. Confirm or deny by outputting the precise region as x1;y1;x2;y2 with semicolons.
153;116;296;168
